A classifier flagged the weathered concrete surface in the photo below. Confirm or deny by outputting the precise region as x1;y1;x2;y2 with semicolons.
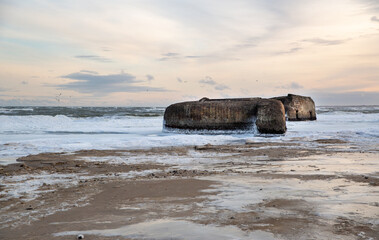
272;94;316;121
255;99;287;134
164;98;286;134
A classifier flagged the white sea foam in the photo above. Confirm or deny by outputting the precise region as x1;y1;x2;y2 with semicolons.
0;108;34;114
0;173;82;201
0;169;162;201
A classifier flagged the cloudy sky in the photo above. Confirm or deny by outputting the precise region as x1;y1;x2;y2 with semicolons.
0;0;378;106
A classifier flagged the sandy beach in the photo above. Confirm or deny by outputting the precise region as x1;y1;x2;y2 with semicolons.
0;139;378;240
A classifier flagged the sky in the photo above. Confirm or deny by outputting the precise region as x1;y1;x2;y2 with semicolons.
0;0;378;106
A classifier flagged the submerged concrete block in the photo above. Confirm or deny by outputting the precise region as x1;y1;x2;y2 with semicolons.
164;98;287;134
272;94;316;121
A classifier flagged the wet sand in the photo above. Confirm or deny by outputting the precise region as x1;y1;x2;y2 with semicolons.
0;140;378;239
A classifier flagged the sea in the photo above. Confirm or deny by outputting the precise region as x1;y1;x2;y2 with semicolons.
0;105;378;165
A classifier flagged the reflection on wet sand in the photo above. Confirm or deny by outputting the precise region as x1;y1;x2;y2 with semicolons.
55;219;276;240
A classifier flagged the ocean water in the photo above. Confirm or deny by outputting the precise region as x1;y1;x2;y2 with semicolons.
0;106;378;165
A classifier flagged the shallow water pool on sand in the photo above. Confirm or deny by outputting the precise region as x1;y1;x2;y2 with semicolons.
54;219;276;240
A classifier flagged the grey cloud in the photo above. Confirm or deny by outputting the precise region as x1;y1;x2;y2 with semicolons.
289;82;303;89
234;43;256;49
159;52;239;62
371;16;379;22
163;52;179;57
80;70;98;74
177;77;188;83
276;47;302;55
159;52;208;61
158;52;180;61
278;82;304;89
199;76;216;85
185;55;205;59
158;49;241;63
61;72;137;84
214;84;229;91
146;74;154;82
21;81;28;85
362;1;379;13
303;38;347;46
58;72;167;95
75;55;112;62
199;76;229;91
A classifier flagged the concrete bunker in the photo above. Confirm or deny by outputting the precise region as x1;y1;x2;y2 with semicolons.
272;94;316;121
164;97;287;134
